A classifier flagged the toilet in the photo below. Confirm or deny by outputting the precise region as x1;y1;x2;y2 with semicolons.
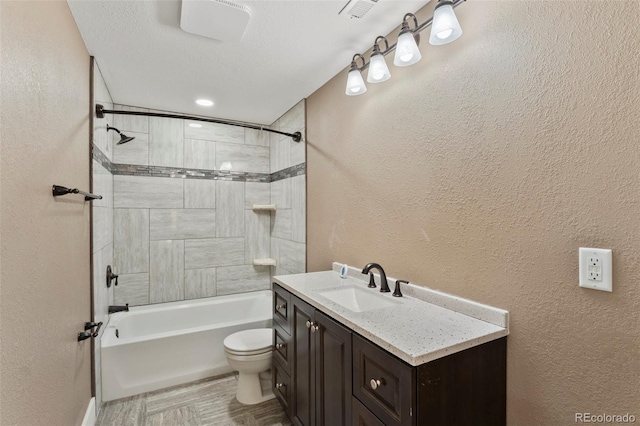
223;328;275;405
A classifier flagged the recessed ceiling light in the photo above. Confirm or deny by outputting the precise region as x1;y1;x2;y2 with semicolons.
189;123;203;128
195;99;214;107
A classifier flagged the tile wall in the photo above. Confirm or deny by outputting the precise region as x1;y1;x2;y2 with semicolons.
269;101;307;276
91;60;115;414
103;101;306;306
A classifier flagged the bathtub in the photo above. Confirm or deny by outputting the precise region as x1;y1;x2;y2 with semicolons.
101;290;272;402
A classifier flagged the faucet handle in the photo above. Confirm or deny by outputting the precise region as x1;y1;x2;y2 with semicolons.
106;265;119;288
393;280;408;297
367;273;376;288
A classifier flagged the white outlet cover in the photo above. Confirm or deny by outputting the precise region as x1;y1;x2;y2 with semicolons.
579;247;613;292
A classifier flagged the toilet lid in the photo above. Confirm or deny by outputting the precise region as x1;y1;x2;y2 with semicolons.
223;328;272;353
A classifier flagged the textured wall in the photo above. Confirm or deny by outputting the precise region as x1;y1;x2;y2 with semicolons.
306;1;640;425
0;2;92;425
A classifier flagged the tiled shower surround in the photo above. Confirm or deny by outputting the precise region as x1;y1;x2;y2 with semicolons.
95;101;306;306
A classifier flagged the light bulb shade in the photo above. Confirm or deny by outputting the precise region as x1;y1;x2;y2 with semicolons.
393;31;422;67
345;68;367;96
429;2;462;45
367;53;391;83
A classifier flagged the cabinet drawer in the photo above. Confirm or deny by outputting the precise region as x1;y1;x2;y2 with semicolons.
272;358;291;416
353;335;415;426
273;284;291;334
352;396;385;426
273;323;292;374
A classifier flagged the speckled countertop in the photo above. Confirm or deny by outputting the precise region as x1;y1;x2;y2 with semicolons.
273;264;509;366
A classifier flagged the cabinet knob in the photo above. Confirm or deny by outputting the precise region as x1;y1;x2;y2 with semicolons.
275;382;285;389
276;303;286;311
306;320;311;329
311;324;319;332
370;378;383;390
276;343;285;349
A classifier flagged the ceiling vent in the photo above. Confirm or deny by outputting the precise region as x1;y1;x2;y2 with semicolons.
338;0;379;19
180;0;251;42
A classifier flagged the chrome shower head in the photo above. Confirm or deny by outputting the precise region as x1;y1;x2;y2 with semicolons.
106;124;135;145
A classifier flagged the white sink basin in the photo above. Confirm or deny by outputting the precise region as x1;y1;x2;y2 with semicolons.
318;286;400;312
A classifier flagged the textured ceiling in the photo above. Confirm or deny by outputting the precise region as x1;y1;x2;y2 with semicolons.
68;0;431;125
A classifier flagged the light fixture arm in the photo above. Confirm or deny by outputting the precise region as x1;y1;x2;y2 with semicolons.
350;53;367;71
373;36;389;54
352;0;466;72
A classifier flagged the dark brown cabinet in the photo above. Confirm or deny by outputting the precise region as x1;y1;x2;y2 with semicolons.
353;336;414;426
353;333;507;426
273;284;352;426
273;284;507;426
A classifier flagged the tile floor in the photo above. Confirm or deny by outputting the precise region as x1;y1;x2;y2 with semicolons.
96;373;291;426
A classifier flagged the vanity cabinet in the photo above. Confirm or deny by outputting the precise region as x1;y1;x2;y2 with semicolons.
272;283;507;426
272;284;352;426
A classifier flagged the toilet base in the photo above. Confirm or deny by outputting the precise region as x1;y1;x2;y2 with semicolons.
236;371;275;405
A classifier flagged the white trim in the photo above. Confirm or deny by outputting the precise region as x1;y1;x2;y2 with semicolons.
81;397;96;426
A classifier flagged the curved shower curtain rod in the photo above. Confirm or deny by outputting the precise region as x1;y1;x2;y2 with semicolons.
95;104;302;142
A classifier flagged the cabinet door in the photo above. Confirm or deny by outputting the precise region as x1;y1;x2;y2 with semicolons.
352;396;385;426
273;283;292;334
272;358;291;417
291;295;315;426
353;335;416;426
315;310;352;426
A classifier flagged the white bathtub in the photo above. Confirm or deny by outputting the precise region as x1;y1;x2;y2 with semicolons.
101;290;272;402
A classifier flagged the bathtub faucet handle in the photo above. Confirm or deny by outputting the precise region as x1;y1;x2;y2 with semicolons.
106;265;119;288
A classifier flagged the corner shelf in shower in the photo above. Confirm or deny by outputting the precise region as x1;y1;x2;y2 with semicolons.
252;258;277;266
252;204;277;211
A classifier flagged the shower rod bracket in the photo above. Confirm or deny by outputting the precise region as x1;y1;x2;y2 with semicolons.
95;104;302;143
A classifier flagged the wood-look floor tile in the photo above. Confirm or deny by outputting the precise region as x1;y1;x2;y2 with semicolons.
97;373;291;426
97;393;146;426
146;404;202;426
146;376;234;416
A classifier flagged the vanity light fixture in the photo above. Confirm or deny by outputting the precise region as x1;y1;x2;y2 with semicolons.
394;14;421;67
367;36;391;83
345;0;465;96
188;123;203;128
345;54;368;96
429;0;463;45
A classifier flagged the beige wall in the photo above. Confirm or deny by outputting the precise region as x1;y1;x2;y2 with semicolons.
1;2;92;425
307;1;639;425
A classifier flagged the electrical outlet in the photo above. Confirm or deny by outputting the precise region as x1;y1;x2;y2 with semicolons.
579;248;612;292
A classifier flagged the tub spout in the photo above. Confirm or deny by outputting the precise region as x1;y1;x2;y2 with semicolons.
108;304;129;314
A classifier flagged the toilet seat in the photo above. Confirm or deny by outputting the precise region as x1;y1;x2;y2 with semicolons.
223;328;272;355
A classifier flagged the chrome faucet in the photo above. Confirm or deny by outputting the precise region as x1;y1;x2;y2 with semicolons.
361;263;390;293
108;304;129;314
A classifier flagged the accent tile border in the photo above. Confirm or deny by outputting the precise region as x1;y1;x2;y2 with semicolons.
93;144;304;183
93;144;113;173
270;163;306;182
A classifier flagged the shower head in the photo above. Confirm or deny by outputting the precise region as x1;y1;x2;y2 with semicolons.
106;125;135;145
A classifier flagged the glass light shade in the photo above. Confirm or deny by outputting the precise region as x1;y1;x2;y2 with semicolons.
393;31;422;67
367;53;391;83
429;3;463;45
345;69;367;96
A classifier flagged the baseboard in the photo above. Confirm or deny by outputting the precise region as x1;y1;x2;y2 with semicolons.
81;397;96;426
